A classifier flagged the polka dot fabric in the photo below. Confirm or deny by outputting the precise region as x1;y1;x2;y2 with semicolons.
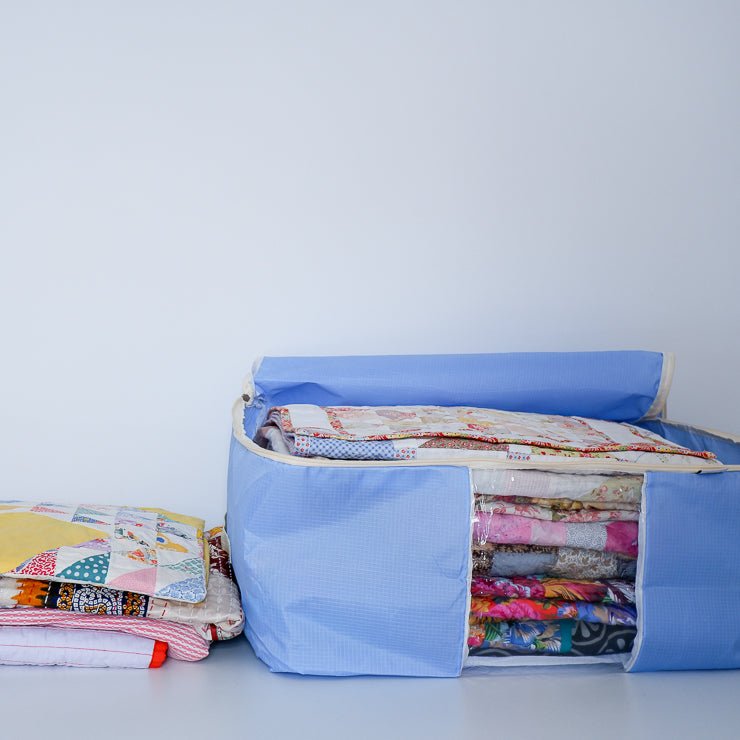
57;554;110;585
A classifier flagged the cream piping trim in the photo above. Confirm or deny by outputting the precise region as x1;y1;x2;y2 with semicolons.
232;398;736;473
460;470;474;674
624;477;647;672
641;352;674;421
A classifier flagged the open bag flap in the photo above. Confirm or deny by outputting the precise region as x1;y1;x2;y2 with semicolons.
242;351;672;439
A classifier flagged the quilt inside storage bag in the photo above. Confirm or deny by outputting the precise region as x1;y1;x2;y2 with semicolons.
257;404;718;466
468;469;643;666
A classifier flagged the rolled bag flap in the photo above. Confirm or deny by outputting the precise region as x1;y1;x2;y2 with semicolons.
246;352;671;439
628;470;740;671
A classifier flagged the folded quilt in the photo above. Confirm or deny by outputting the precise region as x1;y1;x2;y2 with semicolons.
467;619;636;656
145;526;243;641
471;470;644;503
0;528;244;642
468;618;565;652
473;513;638;558
469;596;636;626
0;626;167;668
0;608;210;661
488;496;641;511
472;545;637;580
0;501;207;603
475;497;639;523
260;405;717;465
470;576;635;605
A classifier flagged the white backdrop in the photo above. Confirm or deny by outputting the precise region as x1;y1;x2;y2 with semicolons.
1;2;738;524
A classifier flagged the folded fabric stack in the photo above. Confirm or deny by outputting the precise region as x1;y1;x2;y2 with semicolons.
469;471;642;658
257;403;720;662
0;502;244;669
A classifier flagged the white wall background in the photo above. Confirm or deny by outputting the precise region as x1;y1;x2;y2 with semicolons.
1;2;738;524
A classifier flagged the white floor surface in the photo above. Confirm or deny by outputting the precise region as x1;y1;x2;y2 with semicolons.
1;635;739;740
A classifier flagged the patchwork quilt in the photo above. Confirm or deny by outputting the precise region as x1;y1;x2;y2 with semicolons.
0;527;244;642
260;405;719;465
0;502;207;603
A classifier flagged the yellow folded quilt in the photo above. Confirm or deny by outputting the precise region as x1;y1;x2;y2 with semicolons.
0;501;206;603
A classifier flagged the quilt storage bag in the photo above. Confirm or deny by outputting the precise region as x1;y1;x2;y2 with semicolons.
226;352;740;676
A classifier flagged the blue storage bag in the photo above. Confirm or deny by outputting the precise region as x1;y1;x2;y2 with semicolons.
227;351;740;675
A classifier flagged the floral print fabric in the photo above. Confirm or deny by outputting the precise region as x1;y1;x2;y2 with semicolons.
468;618;566;652
506;497;641;512
475;496;639;522
469;595;636;626
468;618;636;657
471;576;635;605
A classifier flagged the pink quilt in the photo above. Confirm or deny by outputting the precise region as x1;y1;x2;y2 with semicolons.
473;512;638;558
0;608;209;661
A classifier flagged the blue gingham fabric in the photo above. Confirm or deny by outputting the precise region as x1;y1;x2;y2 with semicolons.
629;469;740;671
227;436;471;676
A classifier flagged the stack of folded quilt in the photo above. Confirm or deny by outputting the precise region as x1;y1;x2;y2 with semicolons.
0;502;244;669
257;403;720;662
468;470;641;658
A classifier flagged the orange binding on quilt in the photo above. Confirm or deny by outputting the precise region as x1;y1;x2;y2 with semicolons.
149;640;168;668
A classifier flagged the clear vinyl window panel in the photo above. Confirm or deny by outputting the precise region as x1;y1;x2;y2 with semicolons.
465;468;643;668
